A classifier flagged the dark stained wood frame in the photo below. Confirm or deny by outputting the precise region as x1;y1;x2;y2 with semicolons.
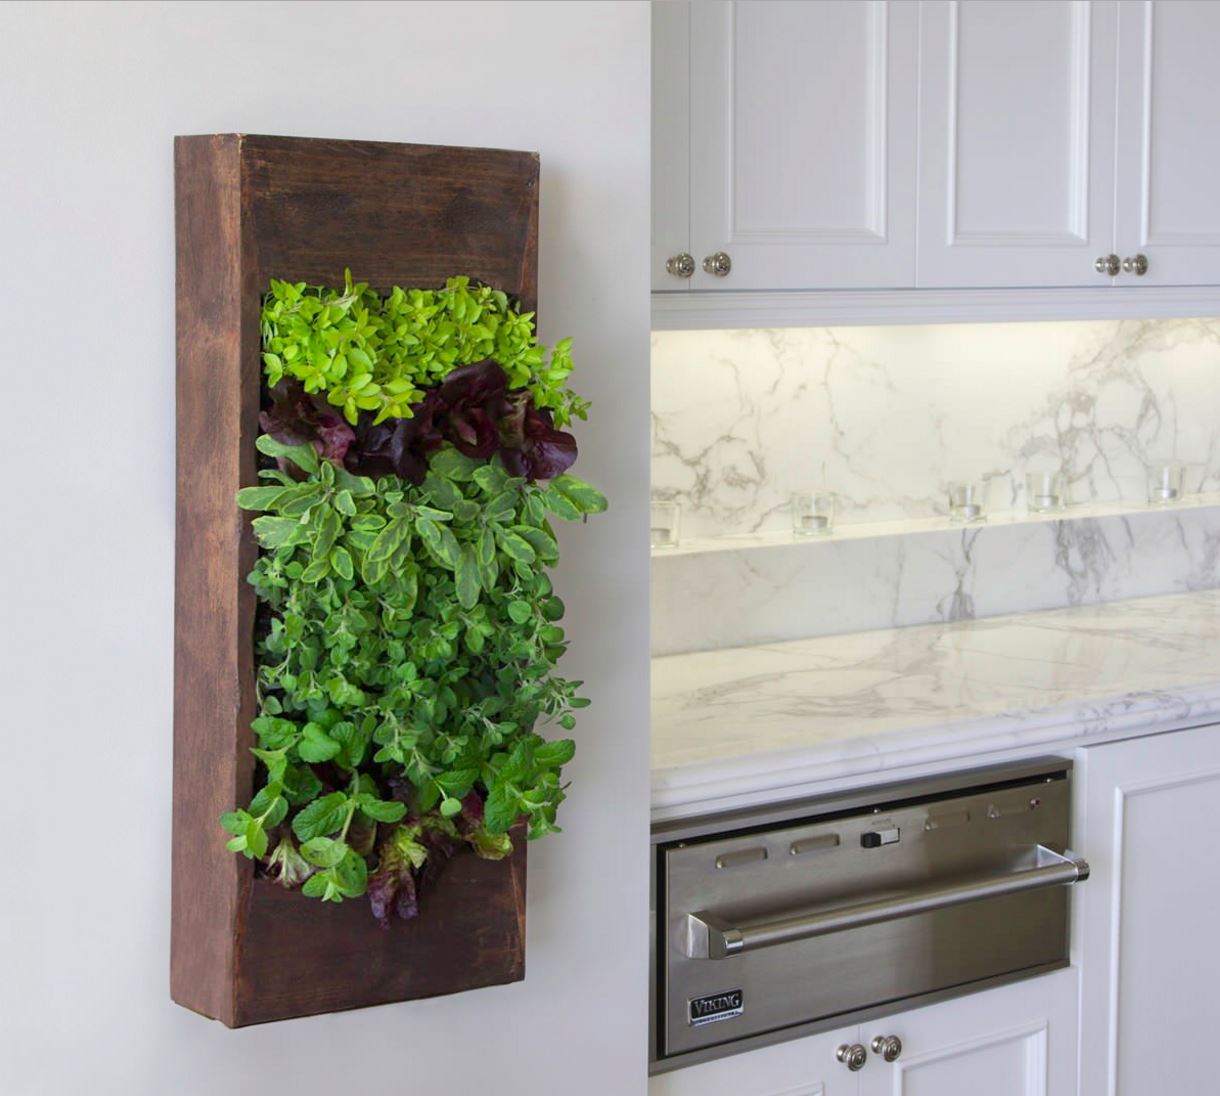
173;134;537;1026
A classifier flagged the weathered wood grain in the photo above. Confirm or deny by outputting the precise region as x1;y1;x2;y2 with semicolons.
173;134;537;1027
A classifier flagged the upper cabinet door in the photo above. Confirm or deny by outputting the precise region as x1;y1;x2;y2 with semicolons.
653;0;692;292
688;0;919;291
917;1;1119;288
1114;0;1220;286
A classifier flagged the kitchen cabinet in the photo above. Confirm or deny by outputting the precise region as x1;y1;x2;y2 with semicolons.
653;0;1220;309
857;969;1078;1096
1075;723;1220;1095
654;0;920;292
651;0;691;292
916;1;1119;288
649;1024;857;1096
650;969;1078;1096
1114;0;1220;286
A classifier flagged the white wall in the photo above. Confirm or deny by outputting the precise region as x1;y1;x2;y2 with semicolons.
0;3;651;1094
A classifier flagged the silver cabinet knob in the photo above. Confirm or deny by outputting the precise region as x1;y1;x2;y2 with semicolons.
702;251;732;277
665;253;695;279
837;1043;868;1072
1095;254;1120;276
871;1034;903;1062
1122;253;1149;276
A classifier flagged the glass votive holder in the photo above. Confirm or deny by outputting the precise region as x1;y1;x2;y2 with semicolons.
792;490;836;537
650;499;681;549
947;481;987;524
1026;471;1066;513
1147;461;1184;506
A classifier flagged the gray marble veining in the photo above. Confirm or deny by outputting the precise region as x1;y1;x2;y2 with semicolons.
652;589;1220;815
652;319;1220;539
651;319;1220;655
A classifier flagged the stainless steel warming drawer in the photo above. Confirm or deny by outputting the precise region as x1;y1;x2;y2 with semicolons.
651;758;1089;1071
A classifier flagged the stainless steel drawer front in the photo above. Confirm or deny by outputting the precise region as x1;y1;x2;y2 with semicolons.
658;765;1085;1060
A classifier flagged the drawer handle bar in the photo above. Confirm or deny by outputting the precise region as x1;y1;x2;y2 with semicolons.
683;845;1089;959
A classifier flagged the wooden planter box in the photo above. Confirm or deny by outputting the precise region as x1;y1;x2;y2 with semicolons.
172;134;538;1026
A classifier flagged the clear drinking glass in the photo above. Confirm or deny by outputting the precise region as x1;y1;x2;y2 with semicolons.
791;491;836;537
1026;471;1065;513
650;499;681;549
1147;462;1184;505
947;481;986;524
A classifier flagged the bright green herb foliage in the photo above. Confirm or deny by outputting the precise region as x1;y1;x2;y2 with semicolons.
261;271;588;427
221;434;606;906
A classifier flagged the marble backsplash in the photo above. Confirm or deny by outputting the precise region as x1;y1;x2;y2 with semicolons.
651;318;1220;655
652;319;1220;539
651;505;1220;655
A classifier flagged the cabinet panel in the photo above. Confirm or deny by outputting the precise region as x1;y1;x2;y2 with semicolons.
1077;724;1220;1095
859;969;1078;1096
689;0;918;290
917;1;1118;288
649;1025;857;1096
1114;0;1220;284
653;0;691;291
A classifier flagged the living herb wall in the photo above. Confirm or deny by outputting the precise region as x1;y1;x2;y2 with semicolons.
220;273;605;925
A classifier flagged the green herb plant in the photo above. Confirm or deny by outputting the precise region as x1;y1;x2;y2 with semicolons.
261;272;587;427
222;276;605;923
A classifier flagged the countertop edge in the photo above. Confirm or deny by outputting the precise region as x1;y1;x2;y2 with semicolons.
651;682;1220;821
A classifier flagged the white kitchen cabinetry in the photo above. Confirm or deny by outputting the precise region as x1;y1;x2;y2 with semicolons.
857;969;1078;1096
655;0;919;292
1075;723;1220;1095
649;1024;858;1096
653;0;1220;317
651;969;1077;1096
652;0;691;292
916;1;1118;288
1114;0;1220;286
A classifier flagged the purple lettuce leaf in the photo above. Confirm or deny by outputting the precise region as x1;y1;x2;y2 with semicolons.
367;825;429;927
499;398;578;480
260;380;355;465
261;361;578;485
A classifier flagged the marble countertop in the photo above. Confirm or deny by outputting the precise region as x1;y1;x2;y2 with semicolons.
652;590;1220;818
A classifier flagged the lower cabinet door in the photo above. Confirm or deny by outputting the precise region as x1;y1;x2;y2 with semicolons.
649;1025;862;1096
857;969;1079;1096
1075;724;1220;1096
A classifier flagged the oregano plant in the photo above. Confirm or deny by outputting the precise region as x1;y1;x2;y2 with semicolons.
221;274;605;925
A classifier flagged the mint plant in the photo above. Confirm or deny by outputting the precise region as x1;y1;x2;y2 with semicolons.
223;277;605;925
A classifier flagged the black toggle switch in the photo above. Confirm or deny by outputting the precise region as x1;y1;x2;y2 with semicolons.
861;827;900;848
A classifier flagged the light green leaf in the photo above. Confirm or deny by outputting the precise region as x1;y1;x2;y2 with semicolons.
496;530;536;564
330;545;353;581
250;516;305;550
358;796;407;824
552;474;608;514
300;836;348;869
255;433;318;474
428;447;481;481
542;485;582;521
535;738;576;768
312;508;342;561
368;518;410;563
292;792;349;841
236;486;288;511
455;545;480;610
297;723;341;763
417;518;462;570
